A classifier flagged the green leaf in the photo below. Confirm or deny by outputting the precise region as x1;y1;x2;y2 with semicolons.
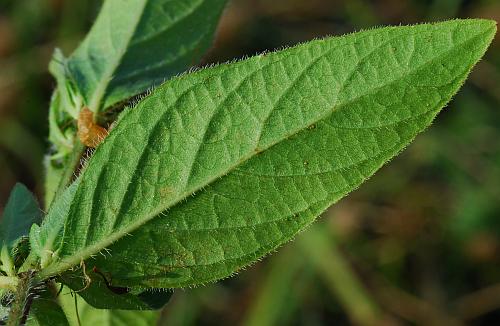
30;179;80;269
1;184;41;250
67;0;228;111
59;289;160;326
28;299;70;326
75;309;159;326
74;309;158;326
36;19;496;288
49;49;81;120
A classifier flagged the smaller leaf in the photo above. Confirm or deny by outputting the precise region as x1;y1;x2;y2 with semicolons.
47;89;74;157
28;299;70;326
30;179;80;269
49;49;81;119
0;184;41;251
136;290;173;310
59;270;172;310
12;237;30;270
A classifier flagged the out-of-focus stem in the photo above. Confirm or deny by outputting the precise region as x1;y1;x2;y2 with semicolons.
243;247;306;326
299;224;382;326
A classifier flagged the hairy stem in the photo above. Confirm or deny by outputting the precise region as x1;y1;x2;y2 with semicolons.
48;140;84;209
7;272;34;326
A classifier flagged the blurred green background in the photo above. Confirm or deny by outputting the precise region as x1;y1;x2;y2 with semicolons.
1;0;500;325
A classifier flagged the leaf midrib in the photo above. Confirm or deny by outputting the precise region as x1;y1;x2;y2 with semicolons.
37;25;490;281
120;78;457;279
78;28;397;254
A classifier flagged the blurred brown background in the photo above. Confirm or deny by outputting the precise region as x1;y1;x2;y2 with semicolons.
1;0;500;325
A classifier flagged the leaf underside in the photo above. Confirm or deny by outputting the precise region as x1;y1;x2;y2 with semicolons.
35;19;496;290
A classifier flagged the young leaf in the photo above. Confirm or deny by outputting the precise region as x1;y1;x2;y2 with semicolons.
0;184;41;251
30;179;80;269
67;0;228;111
49;49;81;120
36;20;496;288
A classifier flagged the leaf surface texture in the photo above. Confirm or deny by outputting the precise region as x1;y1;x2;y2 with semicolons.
36;19;496;288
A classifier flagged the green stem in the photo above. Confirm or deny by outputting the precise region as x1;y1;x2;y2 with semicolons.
48;140;84;209
299;225;382;326
242;247;306;326
6;272;33;326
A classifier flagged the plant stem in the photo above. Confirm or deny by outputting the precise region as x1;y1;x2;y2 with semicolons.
48;140;84;209
299;224;383;326
6;272;34;326
242;247;305;326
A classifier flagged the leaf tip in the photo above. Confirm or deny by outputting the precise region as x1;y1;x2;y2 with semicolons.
456;18;498;63
470;18;497;39
12;182;29;194
480;18;497;35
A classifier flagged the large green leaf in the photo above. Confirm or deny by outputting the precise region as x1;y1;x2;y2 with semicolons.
0;184;41;250
35;20;496;288
67;0;228;111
